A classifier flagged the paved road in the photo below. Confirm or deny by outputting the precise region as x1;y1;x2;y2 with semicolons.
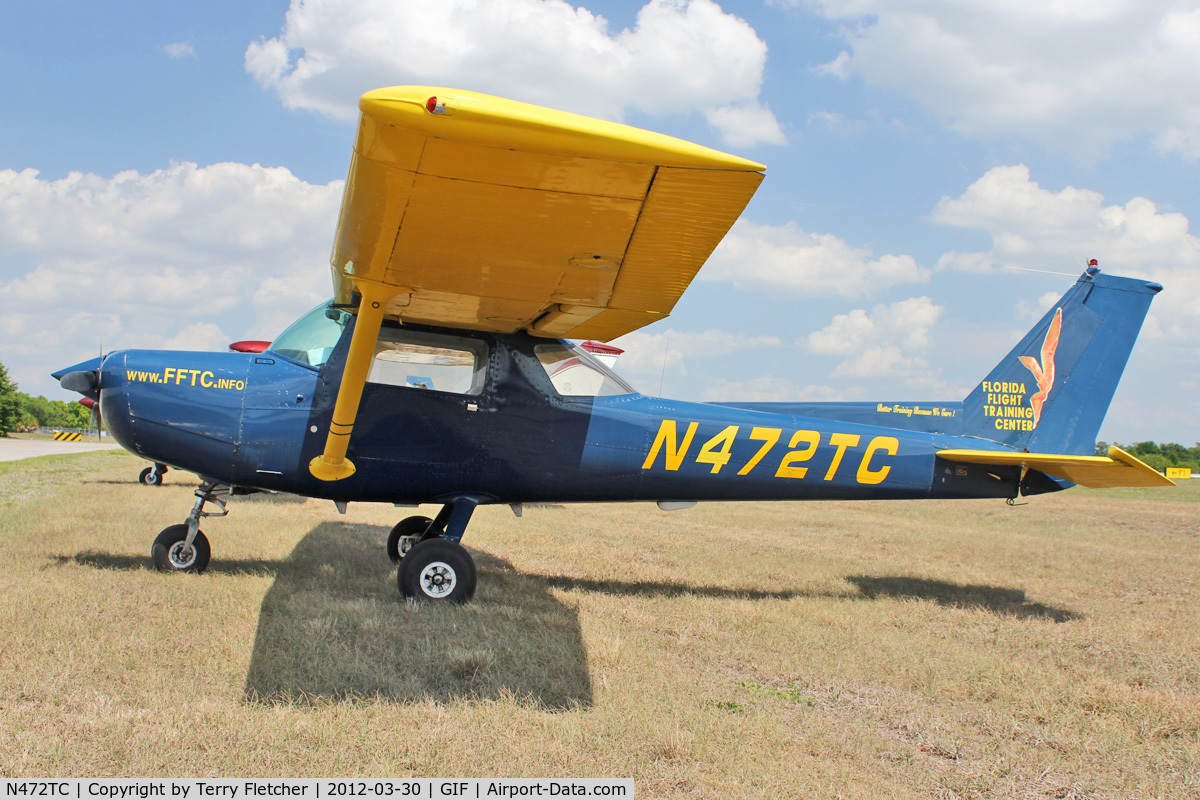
0;438;124;462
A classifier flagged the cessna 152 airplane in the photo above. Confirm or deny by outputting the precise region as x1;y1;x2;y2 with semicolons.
54;86;1172;603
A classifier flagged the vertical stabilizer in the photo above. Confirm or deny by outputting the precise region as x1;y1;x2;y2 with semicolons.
961;268;1161;455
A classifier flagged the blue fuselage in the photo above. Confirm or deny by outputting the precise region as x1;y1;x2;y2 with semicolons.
94;324;1024;506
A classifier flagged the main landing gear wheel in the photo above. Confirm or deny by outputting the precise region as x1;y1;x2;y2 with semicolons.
139;463;167;486
151;524;211;573
386;515;433;562
398;538;476;603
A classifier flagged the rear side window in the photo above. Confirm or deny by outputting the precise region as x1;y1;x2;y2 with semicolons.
535;343;635;397
367;328;488;395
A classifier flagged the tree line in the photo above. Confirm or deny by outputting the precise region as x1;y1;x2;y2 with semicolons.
0;361;92;434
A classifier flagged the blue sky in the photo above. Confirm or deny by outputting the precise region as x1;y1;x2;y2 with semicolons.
2;0;1197;444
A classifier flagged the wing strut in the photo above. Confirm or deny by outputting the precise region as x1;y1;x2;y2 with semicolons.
309;282;393;482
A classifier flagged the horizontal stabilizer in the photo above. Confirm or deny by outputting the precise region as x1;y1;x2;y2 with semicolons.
937;446;1174;489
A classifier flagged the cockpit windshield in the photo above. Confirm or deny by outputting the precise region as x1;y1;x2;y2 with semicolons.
268;302;349;367
535;342;637;397
270;303;638;397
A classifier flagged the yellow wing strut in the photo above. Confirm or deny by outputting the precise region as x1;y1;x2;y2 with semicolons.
309;281;395;481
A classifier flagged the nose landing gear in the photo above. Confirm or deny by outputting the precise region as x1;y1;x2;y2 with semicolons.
151;481;228;573
139;462;168;486
152;524;210;571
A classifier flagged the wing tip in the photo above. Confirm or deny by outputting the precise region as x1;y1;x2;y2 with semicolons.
357;85;766;173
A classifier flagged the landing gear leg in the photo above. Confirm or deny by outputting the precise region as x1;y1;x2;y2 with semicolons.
151;481;229;573
397;498;480;603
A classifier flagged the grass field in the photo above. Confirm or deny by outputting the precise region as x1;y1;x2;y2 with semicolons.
1;450;1197;798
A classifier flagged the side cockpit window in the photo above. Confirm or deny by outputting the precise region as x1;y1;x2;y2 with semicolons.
368;328;488;396
535;343;635;397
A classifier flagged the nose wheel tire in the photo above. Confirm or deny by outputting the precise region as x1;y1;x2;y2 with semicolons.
151;524;211;573
398;538;476;603
139;466;164;486
386;515;434;563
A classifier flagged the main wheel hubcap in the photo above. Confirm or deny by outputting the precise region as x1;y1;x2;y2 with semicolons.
168;541;197;569
419;561;456;598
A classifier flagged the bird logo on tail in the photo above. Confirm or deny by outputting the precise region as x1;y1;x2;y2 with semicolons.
1018;307;1062;428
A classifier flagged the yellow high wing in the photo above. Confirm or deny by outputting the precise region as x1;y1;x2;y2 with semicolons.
310;86;766;481
937;446;1175;489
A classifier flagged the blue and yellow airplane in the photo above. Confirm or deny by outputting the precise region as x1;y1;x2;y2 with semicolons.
54;87;1172;603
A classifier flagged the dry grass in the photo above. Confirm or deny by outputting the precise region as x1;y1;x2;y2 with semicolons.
1;450;1197;798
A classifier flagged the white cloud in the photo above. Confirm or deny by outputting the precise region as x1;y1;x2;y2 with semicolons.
803;296;944;383
0;163;343;396
611;327;781;382
245;0;784;147
1014;290;1062;325
803;0;1200;158
158;322;229;352
833;346;916;379
807;109;864;134
933;165;1113;240
703;219;929;297
934;249;994;274
806;296;943;354
930;164;1200;337
704;101;786;147
163;41;195;59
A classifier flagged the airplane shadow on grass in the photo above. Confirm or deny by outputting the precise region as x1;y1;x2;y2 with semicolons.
56;526;594;709
241;522;594;710
56;552;281;575
844;575;1080;623
59;532;1077;708
535;574;1079;623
